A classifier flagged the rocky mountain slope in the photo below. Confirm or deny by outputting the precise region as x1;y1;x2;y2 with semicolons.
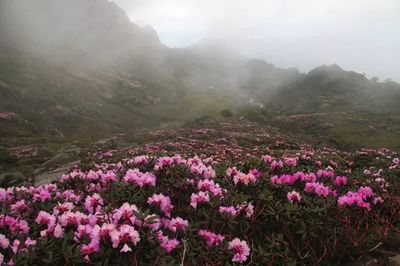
0;0;399;151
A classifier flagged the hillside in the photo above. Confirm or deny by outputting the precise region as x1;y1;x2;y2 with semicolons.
0;0;400;151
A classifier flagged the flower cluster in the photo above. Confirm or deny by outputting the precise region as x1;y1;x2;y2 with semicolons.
0;147;397;265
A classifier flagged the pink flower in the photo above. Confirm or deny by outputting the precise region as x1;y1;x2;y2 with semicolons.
219;206;238;217
53;224;64;238
228;238;250;263
0;234;10;249
190;191;210;209
198;180;224;197
167;217;189;232
84;193;104;214
304;182;335;198
287;191;301;203
233;172;257;185
226;167;239;177
133;155;149;165
154;156;175;170
35;211;56;237
284;157;298;167
110;225;140;252
147;194;173;217
100;223;116;239
189;163;216;179
112;203;139;226
337;187;375;210
243;202;254;218
271;160;283;169
100;170;117;184
198;230;225;248
53;202;75;216
373;196;384;205
316;169;335;179
262;155;274;163
123;169;156;187
334;176;348;186
156;231;179;253
10;200;29;215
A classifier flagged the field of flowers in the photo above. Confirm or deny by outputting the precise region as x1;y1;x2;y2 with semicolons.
1;122;400;265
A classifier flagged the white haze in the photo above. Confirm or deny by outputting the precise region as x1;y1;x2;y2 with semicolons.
113;0;400;82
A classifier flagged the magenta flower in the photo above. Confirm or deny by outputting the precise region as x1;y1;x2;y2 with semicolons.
198;230;225;248
123;169;156;187
156;231;179;253
284;157;298;167
304;182;335;198
262;155;274;163
112;202;139;225
334;176;348;186
271;160;284;169
167;217;189;232
232;172;257;185
110;225;140;252
228;238;250;263
84;193;104;214
35;211;57;237
190;191;210;209
147;194;173;217
219;206;238;217
287;191;302;203
198;180;224;197
0;234;10;249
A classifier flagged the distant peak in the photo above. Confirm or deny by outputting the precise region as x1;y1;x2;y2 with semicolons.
310;64;344;73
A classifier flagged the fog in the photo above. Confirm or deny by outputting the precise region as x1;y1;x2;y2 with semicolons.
114;0;400;82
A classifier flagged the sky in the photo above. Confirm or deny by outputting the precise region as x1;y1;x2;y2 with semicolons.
113;0;400;81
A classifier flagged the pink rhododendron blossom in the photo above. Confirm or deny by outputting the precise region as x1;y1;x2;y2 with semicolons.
271;160;284;169
167;217;189;232
287;191;302;203
35;211;56;237
198;230;225;248
228;238;250;263
84;193;104;214
133;155;149;165
334;176;348;186
316;169;335;179
113;203;139;225
198;180;224;197
53;202;75;216
337;187;375;210
156;231;179;253
190;191;210;209
123;169;156;187
262;155;274;163
284;157;298;167
110;225;140;252
232;171;257;185
147;194;173;217
219;206;238;217
304;182;335;198
10;199;29;215
0;234;10;249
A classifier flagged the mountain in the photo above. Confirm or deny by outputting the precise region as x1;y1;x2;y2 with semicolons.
0;0;300;138
0;0;164;69
0;0;400;151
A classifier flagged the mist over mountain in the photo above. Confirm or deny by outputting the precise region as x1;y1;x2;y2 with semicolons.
0;0;399;150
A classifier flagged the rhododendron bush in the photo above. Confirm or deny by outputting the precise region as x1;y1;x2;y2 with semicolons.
1;148;400;265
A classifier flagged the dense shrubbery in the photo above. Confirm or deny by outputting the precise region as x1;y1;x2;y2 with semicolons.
1;147;400;265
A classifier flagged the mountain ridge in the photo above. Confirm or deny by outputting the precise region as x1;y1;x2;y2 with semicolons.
0;0;399;150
